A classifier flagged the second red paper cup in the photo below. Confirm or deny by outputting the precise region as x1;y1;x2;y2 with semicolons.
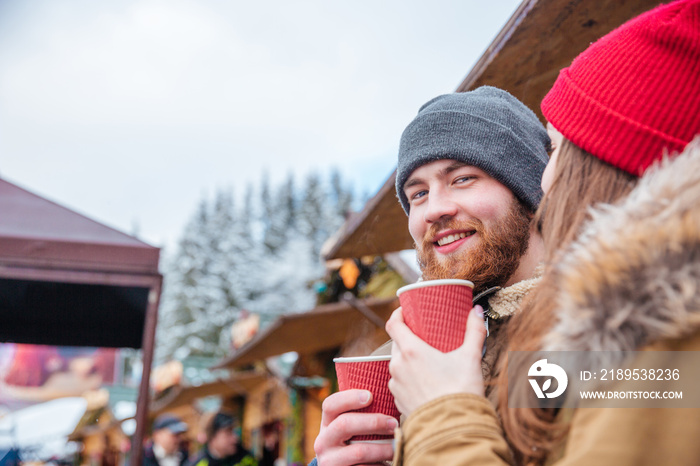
333;355;398;443
396;278;474;352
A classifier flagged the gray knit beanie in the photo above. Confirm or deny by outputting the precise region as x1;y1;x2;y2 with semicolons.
396;86;550;214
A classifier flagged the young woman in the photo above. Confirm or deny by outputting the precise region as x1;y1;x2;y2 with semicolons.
387;0;700;464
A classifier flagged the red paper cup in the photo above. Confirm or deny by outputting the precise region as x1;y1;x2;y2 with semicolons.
333;355;398;443
396;279;474;352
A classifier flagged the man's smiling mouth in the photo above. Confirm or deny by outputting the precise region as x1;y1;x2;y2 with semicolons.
435;231;475;247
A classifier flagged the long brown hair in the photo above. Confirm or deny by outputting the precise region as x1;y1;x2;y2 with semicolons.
496;139;636;465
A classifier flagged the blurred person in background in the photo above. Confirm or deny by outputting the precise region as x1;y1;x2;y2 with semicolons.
143;414;190;466
187;412;257;466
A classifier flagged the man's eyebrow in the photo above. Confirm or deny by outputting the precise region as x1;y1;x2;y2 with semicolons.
403;176;424;191
442;161;468;175
403;161;471;193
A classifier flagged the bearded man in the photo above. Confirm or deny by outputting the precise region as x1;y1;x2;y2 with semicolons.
312;87;550;466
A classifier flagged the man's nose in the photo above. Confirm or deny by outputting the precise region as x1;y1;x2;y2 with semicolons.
424;190;458;223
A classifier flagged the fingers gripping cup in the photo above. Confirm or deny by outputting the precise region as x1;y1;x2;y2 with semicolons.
333;355;399;442
396;279;474;352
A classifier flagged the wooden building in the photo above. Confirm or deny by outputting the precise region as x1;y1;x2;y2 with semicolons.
215;297;400;463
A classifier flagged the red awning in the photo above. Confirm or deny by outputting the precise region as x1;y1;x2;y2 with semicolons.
0;177;164;464
0;177;162;349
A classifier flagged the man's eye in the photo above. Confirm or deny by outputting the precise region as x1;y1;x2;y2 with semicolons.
410;190;427;201
454;176;474;184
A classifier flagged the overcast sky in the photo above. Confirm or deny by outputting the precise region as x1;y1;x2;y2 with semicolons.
0;0;521;254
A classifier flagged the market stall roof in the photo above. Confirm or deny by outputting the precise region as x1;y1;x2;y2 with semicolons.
0;177;162;348
0;397;88;452
321;173;412;262
150;371;270;416
323;0;661;261
454;0;661;118
0;177;163;464
216;297;399;370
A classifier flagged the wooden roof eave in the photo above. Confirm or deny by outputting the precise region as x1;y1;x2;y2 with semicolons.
322;172;412;261
214;296;399;370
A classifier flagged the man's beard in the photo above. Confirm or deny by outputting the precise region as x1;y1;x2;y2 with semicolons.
417;199;533;295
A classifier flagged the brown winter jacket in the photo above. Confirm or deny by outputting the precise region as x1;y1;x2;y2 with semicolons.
392;139;700;465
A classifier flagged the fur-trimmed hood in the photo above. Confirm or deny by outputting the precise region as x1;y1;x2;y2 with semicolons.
544;138;700;353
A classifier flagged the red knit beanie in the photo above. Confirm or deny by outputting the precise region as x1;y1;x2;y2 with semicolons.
541;0;700;176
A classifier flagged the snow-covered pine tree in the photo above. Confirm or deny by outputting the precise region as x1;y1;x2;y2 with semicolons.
207;189;247;354
330;168;353;229
156;199;220;361
297;172;327;259
157;170;356;360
